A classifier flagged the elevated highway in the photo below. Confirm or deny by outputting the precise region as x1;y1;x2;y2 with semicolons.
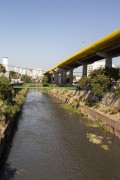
44;28;120;85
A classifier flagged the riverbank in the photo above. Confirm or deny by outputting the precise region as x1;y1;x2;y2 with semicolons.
0;89;27;159
46;89;120;138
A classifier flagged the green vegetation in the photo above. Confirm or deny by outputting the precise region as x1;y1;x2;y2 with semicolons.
23;83;42;87
60;103;82;115
42;75;49;86
0;86;27;120
0;64;6;73
0;75;13;102
78;67;120;98
89;67;120;82
79;76;91;89
21;74;32;83
104;67;120;83
0;67;27;139
9;71;20;79
7;89;27;118
91;75;110;96
86;119;109;133
42;75;48;83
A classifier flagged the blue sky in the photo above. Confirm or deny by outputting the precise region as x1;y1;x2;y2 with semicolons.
0;0;120;71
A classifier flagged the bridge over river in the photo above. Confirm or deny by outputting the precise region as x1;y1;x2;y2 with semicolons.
0;89;120;179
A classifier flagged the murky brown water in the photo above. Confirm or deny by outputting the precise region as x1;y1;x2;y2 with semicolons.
0;89;120;180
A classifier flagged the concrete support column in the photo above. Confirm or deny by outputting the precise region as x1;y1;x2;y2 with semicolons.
60;71;63;85
105;57;112;68
63;70;67;85
58;73;61;84
69;68;73;86
82;64;87;76
54;71;58;84
50;74;53;84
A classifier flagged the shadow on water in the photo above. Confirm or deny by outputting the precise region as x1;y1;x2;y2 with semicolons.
0;113;23;180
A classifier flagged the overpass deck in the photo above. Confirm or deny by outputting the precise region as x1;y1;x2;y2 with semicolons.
45;28;120;74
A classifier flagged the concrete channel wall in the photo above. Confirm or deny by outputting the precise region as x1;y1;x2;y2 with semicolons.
47;89;120;138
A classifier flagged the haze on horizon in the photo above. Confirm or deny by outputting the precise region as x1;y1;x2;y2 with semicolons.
0;0;120;71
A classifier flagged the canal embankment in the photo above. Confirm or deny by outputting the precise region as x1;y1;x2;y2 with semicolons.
0;89;27;159
46;89;120;138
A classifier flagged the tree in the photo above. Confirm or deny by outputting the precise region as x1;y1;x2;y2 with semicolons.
21;75;32;83
9;71;20;79
89;68;104;78
0;75;13;101
91;75;110;96
104;67;120;82
0;75;10;85
0;64;6;74
79;76;91;89
42;75;48;83
79;68;110;98
89;67;120;83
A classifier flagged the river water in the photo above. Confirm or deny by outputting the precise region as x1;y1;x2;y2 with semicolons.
0;90;120;180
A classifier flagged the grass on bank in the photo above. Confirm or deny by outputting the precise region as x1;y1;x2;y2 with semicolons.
60;103;82;115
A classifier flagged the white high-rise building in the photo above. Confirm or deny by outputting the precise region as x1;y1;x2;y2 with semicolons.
14;67;18;73
22;69;26;75
2;57;10;78
3;57;9;71
32;68;44;79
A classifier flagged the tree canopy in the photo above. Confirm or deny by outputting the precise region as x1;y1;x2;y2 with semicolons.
21;74;32;83
78;67;119;97
9;71;20;79
0;64;6;73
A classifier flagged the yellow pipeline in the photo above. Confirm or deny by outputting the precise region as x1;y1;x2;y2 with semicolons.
45;28;120;74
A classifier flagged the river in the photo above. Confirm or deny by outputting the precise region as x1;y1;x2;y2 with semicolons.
0;89;120;180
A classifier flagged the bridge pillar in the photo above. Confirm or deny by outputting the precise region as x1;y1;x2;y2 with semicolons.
63;70;67;85
60;71;63;85
69;68;73;86
105;57;112;68
54;71;58;84
50;74;53;84
82;64;87;76
58;73;61;84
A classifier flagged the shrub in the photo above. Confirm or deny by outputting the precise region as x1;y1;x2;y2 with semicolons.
78;76;91;89
42;75;48;84
0;75;14;102
91;75;110;96
0;64;6;73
